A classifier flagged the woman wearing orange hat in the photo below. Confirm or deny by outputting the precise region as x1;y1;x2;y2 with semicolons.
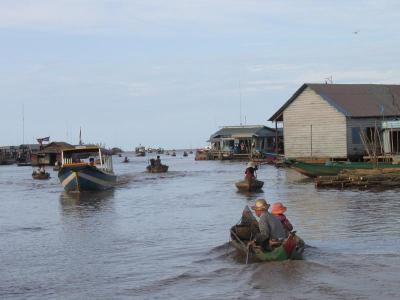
271;202;293;234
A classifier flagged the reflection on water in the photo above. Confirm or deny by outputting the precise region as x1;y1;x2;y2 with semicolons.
59;190;115;220
60;190;115;208
1;156;400;300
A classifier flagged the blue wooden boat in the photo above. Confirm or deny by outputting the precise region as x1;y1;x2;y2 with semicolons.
58;146;117;192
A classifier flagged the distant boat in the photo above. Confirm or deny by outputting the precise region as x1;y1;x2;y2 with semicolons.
58;146;117;192
195;149;210;160
146;164;169;173
235;179;264;192
135;146;146;157
123;156;129;163
147;158;168;173
0;158;14;165
32;170;50;180
171;151;176;157
183;151;188;157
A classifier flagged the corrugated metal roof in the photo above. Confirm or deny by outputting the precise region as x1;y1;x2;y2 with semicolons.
209;125;281;141
269;83;400;121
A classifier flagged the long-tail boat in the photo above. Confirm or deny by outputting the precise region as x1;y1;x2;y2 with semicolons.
58;146;117;192
290;160;400;178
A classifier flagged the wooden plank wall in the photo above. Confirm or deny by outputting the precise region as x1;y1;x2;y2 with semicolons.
283;87;347;158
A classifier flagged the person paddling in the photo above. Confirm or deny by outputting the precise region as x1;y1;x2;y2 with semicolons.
245;162;257;181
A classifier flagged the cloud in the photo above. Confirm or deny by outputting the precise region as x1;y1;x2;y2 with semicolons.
0;0;270;34
8;0;399;35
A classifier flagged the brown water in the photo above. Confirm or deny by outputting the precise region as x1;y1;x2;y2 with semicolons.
1;154;400;299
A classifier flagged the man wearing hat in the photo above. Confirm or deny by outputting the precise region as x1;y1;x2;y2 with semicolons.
251;199;287;251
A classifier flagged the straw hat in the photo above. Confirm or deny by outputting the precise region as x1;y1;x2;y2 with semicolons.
251;199;270;211
247;161;255;168
271;202;287;215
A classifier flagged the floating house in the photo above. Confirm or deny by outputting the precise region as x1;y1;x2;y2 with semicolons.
17;144;40;163
0;146;17;165
31;142;74;166
269;83;400;161
208;125;283;160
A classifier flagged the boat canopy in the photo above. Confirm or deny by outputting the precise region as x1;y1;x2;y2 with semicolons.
61;146;114;173
62;146;111;155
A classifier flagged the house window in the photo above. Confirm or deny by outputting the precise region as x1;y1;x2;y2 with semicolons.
352;128;362;144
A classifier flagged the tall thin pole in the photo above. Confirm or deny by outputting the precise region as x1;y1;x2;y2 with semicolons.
239;81;242;126
22;104;25;145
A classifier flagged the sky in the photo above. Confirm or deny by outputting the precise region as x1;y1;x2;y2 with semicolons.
1;0;400;150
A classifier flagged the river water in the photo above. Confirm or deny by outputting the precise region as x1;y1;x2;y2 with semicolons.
1;153;399;299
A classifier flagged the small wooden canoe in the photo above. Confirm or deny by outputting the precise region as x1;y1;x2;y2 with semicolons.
230;225;305;262
235;179;264;192
146;165;169;173
32;172;50;180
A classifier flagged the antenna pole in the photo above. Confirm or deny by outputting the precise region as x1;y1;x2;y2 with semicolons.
239;81;242;126
22;104;25;144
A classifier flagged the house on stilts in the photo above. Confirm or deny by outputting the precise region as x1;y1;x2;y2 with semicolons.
208;125;283;160
269;83;400;162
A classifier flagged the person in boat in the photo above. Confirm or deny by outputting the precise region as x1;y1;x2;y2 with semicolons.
89;157;95;166
155;156;162;166
39;165;45;174
271;202;293;234
238;205;260;235
149;158;155;167
245;162;257;181
250;199;287;251
34;166;42;175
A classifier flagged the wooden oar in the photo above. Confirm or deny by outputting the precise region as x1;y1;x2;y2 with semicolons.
231;228;253;264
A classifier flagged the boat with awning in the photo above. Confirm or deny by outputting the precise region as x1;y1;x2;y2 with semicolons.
58;146;117;192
